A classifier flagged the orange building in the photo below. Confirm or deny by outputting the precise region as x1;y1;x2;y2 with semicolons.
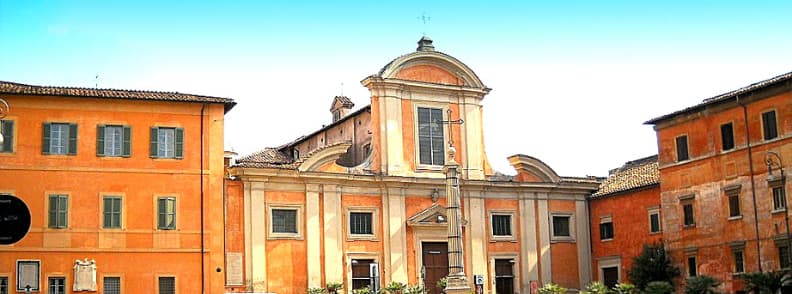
224;37;600;294
646;71;792;292
588;155;661;288
0;82;234;293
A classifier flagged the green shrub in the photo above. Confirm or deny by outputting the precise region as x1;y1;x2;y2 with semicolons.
325;282;343;293
307;287;327;294
403;285;424;294
382;281;406;294
351;287;373;294
684;275;720;294
581;281;610;294
612;283;637;294
538;283;567;294
741;270;791;294
643;281;674;294
627;243;680;290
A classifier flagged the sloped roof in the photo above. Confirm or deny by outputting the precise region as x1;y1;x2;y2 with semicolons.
235;142;352;170
0;80;236;111
646;70;792;125
592;155;659;198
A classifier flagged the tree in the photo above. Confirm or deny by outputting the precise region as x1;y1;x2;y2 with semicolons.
741;270;791;293
627;243;681;290
685;275;720;294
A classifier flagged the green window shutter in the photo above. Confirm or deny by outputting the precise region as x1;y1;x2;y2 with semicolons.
48;195;57;228
122;126;132;157
103;197;111;228
150;127;158;158
60;196;68;227
68;123;78;155
157;198;165;229
42;123;51;154
96;125;105;156
1;120;13;152
175;128;184;159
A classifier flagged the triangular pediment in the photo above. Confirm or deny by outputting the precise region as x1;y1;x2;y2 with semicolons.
407;204;467;227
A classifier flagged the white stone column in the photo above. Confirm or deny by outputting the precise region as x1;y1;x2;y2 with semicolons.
520;196;539;292
323;185;344;283
537;198;552;284
387;188;408;283
444;147;471;293
576;200;592;287
306;184;322;288
249;187;267;291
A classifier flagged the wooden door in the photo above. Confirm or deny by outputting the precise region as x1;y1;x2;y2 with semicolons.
422;242;449;294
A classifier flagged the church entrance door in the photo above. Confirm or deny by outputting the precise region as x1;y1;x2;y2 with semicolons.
422;242;449;294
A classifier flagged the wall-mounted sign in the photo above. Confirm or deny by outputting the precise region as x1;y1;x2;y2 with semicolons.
16;260;40;292
73;259;97;291
0;194;31;245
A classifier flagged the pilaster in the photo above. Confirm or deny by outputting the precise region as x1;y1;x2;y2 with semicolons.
576;200;592;287
537;197;552;284
323;184;344;283
250;187;267;291
306;184;322;288
520;196;539;291
387;188;408;283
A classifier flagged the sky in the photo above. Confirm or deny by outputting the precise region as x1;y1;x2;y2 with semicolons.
1;1;791;177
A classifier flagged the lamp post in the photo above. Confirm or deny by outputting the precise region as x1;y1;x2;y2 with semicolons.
766;151;791;268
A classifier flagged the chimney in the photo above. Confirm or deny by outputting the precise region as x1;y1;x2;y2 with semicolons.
330;96;354;122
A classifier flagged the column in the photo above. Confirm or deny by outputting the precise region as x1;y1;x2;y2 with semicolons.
323;185;344;283
249;187;267;291
306;184;322;288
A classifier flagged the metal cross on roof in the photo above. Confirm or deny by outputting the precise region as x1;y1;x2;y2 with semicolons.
440;108;464;148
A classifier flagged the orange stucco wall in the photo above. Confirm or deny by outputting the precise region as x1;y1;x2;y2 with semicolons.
654;90;791;292
548;200;580;288
0;94;228;293
589;186;662;284
395;64;464;86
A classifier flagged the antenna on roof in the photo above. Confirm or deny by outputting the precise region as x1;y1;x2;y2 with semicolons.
416;12;431;36
95;74;99;89
340;82;344;96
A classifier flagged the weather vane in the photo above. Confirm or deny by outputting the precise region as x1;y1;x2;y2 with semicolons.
417;12;431;36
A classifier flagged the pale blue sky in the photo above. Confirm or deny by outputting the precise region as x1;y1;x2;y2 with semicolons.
2;1;791;176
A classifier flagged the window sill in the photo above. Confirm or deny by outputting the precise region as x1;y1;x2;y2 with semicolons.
268;233;303;240
772;209;787;215
550;236;575;243
489;236;517;242
416;164;444;172
649;231;662;235
683;224;696;229
728;215;743;221
347;234;378;241
600;238;614;242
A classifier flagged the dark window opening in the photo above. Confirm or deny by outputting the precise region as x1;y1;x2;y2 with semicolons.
762;110;778;140
600;222;614;240
721;123;735;151
676;135;689;162
350;212;373;235
495;259;514;294
492;215;512;236
683;203;695;227
552;215;571;237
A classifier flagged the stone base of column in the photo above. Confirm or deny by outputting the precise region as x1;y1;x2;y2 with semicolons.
444;275;471;294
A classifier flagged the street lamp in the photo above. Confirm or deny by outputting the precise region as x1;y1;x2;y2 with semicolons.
766;151;791;268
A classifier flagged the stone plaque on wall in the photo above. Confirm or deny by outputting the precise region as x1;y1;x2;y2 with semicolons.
226;252;243;286
73;258;97;291
16;260;40;292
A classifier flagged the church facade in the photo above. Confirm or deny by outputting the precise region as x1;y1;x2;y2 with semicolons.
224;37;600;293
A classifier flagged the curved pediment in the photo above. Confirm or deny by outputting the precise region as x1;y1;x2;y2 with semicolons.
297;143;352;172
378;40;486;89
407;204;467;227
507;154;562;183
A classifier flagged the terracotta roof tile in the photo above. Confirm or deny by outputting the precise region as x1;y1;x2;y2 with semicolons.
235;141;352;170
592;155;659;198
0;80;236;110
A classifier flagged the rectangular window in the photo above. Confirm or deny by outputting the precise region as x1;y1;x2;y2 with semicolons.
762;110;778;141
0;276;8;294
417;107;444;166
150;127;183;159
157;197;176;230
729;194;741;218
350;212;373;235
42;123;78;155
103;277;120;294
0;120;14;153
491;214;512;236
676;135;689;162
734;251;745;273
687;256;697;277
494;259;515;294
774;187;786;211
552;215;571;237
158;277;175;294
351;259;376;290
780;246;790;269
721;123;735;151
272;209;297;233
97;125;131;157
683;203;695;227
600;221;614;240
48;277;66;294
649;209;661;233
103;196;122;229
48;194;68;228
